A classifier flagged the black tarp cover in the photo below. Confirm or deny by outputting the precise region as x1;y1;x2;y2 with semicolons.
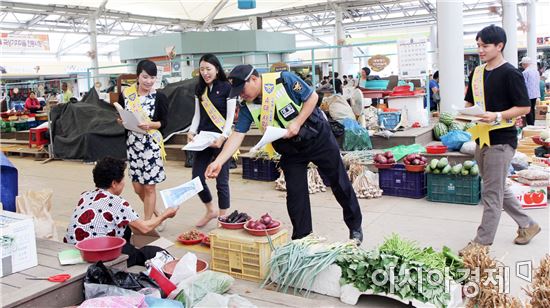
50;78;197;162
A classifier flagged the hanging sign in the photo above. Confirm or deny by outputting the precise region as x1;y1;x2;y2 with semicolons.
270;62;289;72
0;33;50;51
397;38;427;78
368;55;390;72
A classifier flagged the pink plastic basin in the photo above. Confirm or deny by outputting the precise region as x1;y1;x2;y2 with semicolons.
75;236;126;262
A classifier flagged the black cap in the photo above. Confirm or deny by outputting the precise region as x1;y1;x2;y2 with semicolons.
228;64;255;97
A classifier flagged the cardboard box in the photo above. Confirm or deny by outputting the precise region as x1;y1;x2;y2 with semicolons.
535;105;547;120
509;182;548;210
0;211;38;277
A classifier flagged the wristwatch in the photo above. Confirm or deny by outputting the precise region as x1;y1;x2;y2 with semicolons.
496;112;502;122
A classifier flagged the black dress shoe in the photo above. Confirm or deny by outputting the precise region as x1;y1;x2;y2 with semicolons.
349;229;363;244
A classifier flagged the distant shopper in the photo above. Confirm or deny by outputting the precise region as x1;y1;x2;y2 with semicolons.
348;74;356;87
460;25;539;255
117;59;168;222
333;72;343;94
540;75;546;101
188;54;236;227
429;71;440;111
24;91;42;113
304;74;313;86
520;56;540;125
358;67;371;88
61;82;73;103
63;157;178;267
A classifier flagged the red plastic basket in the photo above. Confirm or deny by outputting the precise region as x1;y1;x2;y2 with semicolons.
426;145;448;154
244;220;282;236
75;236;125;262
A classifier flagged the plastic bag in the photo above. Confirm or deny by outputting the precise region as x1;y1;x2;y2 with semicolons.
195;292;228;307
16;189;57;240
172;270;234;308
511;151;529;171
326;95;355;121
170;252;197;285
84;282;141;299
145;296;184;308
383;144;426;162
342;118;372;151
84;261;160;291
441;131;472;151
79;295;146;308
459;141;476;155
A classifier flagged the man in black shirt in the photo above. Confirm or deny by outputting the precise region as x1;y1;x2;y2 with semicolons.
333;72;343;94
461;25;540;255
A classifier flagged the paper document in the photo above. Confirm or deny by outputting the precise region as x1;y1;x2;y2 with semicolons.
182;131;222;151
114;103;146;133
251;126;288;152
456;105;485;116
160;177;203;209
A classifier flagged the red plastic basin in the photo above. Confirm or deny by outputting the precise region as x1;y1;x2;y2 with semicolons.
426;145;448;154
75;236;126;262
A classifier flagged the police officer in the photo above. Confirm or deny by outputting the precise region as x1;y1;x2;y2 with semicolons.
205;65;363;242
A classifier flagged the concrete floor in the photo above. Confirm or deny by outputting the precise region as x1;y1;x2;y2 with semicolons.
11;156;549;306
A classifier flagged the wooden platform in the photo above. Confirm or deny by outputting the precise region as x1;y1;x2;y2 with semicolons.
370;124;435;149
1;239;128;308
1;144;49;160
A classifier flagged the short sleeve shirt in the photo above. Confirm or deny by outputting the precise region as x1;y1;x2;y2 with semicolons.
235;71;314;133
464;63;530;148
64;189;139;244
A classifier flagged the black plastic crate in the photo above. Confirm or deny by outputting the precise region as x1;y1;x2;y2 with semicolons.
378;164;426;199
427;173;481;205
242;157;280;181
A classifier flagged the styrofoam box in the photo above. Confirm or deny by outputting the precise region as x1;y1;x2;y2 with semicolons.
0;211;38;277
386;95;429;127
509;182;548;210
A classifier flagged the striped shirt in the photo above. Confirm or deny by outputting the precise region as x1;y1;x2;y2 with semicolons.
522;67;540;99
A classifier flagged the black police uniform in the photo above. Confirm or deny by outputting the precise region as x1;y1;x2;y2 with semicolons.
236;73;363;240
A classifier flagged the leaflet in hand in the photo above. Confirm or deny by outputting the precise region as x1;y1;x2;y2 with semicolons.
454;105;485;122
251;126;288;153
160;177;203;209
182;131;222;151
114;103;146;133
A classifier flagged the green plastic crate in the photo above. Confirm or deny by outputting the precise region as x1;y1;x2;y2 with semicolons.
427;173;481;205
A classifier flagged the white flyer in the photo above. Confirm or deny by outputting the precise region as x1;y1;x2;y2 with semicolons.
182;131;222;151
113;102;147;134
251;126;288;152
160;177;203;209
456;105;485;116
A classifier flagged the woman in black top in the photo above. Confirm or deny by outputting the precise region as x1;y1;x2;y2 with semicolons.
118;59;168;221
188;54;236;227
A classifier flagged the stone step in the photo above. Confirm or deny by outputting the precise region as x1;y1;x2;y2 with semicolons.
370;124;434;149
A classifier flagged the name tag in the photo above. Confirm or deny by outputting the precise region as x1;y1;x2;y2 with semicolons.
280;104;297;120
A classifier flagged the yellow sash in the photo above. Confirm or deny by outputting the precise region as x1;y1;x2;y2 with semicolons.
200;88;225;131
467;64;516;148
259;73;279;157
123;84;166;161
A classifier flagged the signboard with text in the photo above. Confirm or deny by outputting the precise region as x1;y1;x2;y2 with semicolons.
0;33;50;51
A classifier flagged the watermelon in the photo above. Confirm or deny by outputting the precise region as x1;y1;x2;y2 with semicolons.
451;164;462;175
463;122;476;131
437;157;449;169
463;160;475;170
449;121;465;131
430;159;439;170
433;122;448;140
439;112;454;126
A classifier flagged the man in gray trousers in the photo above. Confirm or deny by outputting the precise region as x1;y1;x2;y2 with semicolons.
460;25;540;255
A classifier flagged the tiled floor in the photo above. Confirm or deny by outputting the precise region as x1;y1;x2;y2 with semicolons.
10;157;549;306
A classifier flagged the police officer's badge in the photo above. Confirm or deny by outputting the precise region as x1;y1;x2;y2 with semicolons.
264;83;274;94
292;81;302;93
128;93;136;101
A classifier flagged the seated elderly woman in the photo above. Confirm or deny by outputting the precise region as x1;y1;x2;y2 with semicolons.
64;156;178;266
